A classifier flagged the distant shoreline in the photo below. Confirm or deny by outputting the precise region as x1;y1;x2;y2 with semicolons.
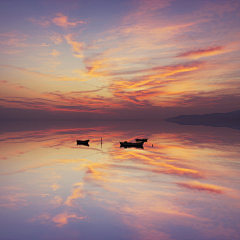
165;110;240;130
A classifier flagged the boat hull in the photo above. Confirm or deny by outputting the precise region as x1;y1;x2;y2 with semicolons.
135;138;148;142
120;141;144;148
76;140;90;146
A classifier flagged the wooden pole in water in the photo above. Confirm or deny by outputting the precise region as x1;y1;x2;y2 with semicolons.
101;138;102;148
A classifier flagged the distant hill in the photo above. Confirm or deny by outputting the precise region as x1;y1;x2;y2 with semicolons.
165;110;240;130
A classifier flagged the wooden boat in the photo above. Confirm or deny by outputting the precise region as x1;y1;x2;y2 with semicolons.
120;141;144;148
121;145;143;149
135;138;148;142
76;140;90;146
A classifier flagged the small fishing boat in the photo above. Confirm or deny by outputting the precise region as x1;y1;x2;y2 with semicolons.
76;140;90;146
135;138;148;142
120;141;144;148
121;145;144;149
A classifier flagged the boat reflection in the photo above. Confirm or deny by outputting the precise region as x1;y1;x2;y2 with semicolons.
120;141;144;148
76;139;90;146
120;144;144;149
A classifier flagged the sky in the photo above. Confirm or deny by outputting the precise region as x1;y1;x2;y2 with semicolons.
0;0;240;120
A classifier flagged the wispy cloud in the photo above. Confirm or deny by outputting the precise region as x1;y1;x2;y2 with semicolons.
1;0;240;118
65;185;84;206
1;65;87;81
1;162;61;175
51;211;86;227
65;34;84;57
106;61;204;106
51;49;61;57
52;13;86;28
0;31;28;47
50;32;63;44
177;46;226;59
2;50;23;55
28;213;51;223
49;196;63;208
50;183;61;191
29;211;86;227
177;181;226;194
0;192;29;209
0;80;32;91
28;17;51;28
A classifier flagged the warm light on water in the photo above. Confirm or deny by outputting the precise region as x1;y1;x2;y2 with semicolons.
0;121;240;240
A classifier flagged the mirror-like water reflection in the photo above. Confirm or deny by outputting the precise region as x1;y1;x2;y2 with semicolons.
0;120;240;240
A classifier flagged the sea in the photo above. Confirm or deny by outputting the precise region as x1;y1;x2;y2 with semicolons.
0;120;240;240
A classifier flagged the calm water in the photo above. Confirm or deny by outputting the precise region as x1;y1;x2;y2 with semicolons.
0;120;240;240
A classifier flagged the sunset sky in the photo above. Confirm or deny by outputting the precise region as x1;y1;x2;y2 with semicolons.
0;0;240;120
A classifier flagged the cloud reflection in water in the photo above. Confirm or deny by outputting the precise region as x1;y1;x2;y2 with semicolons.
0;120;240;240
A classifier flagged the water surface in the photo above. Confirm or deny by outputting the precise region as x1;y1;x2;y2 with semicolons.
0;120;240;240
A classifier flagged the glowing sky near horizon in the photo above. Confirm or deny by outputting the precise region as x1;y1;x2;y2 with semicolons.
0;0;240;119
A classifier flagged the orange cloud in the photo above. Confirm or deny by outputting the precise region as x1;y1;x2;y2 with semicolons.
52;13;86;28
65;187;84;206
84;164;110;182
177;46;225;59
106;61;204;106
177;181;225;194
51;49;61;57
29;211;86;227
83;57;114;77
50;183;61;191
107;146;205;179
51;212;85;227
44;91;122;110
65;34;84;57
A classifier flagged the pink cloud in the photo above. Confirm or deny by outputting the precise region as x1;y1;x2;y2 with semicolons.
65;187;84;206
177;181;225;194
0;32;28;47
50;32;63;44
177;46;225;58
28;213;51;223
52;13;86;28
50;49;61;57
28;17;51;28
51;212;85;227
65;34;84;56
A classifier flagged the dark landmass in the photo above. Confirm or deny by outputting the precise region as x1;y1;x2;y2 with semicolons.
165;110;240;130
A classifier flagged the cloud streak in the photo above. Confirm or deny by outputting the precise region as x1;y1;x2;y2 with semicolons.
65;186;84;206
177;181;226;194
52;13;86;28
51;212;86;227
65;34;84;57
177;46;226;59
28;17;51;28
